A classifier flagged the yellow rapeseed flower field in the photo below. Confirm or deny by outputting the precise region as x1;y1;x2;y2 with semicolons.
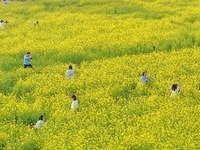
0;0;200;149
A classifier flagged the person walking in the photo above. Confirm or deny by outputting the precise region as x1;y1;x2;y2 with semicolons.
24;52;33;68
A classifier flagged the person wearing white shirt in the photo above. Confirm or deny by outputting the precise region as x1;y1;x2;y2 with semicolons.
71;95;78;110
170;84;181;97
66;65;74;79
0;20;4;28
0;20;8;29
34;115;45;129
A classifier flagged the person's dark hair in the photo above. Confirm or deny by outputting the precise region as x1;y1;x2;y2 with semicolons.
142;71;146;76
27;52;30;54
39;115;44;121
71;95;76;100
69;65;73;69
172;84;177;91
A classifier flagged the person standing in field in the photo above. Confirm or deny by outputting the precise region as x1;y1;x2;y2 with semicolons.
170;84;181;97
71;94;78;111
24;52;33;68
140;71;150;83
34;115;45;129
66;65;74;79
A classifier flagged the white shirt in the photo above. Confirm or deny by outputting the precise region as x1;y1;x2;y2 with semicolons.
66;69;74;79
171;85;181;97
171;85;181;94
71;100;78;110
0;22;4;28
34;120;44;129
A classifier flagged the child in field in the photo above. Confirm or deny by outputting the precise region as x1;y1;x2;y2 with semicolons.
34;115;45;129
140;71;150;83
71;95;78;110
66;65;74;79
170;84;181;97
24;52;33;68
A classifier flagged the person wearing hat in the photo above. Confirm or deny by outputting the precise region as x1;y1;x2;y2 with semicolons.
24;52;33;68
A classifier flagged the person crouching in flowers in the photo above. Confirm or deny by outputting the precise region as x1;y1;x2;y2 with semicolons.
71;95;78;111
140;71;150;83
170;84;181;97
66;65;74;79
34;115;45;129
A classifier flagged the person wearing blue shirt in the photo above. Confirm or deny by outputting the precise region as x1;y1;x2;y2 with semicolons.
24;52;33;68
140;71;150;83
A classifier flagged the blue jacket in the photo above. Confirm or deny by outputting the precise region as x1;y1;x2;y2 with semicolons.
24;55;31;65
